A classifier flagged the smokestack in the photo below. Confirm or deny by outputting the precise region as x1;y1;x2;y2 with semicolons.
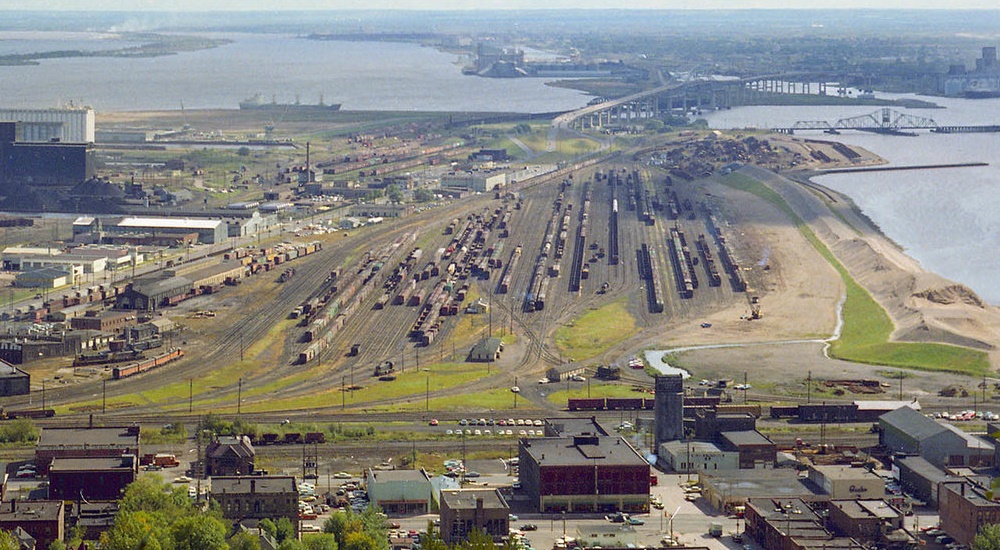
306;142;310;174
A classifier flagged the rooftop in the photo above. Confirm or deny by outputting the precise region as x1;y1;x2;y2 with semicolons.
367;469;431;483
830;499;901;521
37;426;140;449
544;417;609;437
440;488;509;510
720;430;773;446
879;406;946;441
659;440;727;454
521;435;647;467
0;500;62;522
118;217;223;230
50;456;136;472
702;469;821;500
808;465;882;481
211;476;296;495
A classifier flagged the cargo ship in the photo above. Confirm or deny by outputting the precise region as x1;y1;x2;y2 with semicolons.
239;94;341;112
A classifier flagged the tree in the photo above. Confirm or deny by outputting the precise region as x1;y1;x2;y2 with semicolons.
386;184;403;203
170;515;229;550
260;518;278;539
418;523;448;550
413;188;435;202
276;517;296;543
279;539;306;550
228;531;263;550
0;530;17;550
48;540;66;550
238;146;252;157
304;533;339;550
974;523;1000;550
100;510;167;550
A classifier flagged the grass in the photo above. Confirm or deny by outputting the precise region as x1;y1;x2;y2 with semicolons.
368;387;520;412
721;172;989;376
554;299;638;362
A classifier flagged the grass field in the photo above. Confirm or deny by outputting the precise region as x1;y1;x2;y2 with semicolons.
554;299;638;362
721;172;989;375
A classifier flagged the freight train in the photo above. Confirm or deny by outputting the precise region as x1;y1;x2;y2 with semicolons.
112;348;185;380
568;397;655;411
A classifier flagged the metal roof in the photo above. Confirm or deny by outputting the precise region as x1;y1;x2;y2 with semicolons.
879;406;947;441
440;488;509;510
118;217;223;230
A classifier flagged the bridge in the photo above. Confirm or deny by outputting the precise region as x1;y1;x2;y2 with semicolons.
773;108;1000;135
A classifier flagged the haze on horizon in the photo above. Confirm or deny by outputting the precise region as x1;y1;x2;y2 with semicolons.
1;0;999;10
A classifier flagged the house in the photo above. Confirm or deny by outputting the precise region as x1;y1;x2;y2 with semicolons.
467;337;502;363
205;435;255;477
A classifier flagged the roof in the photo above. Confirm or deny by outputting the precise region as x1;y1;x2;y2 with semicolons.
941;422;995;452
0;500;63;522
879;406;947;441
118;217;223;230
809;465;881;481
130;275;192;297
855;400;920;411
211;476;296;495
720;430;774;447
50;456;136;472
0;361;27;378
746;497;821;522
440;488;509;510
896;455;951;482
73;217;96;226
207;436;255;460
659;440;727;454
544;417;609;437
367;469;431;484
521;435;647;468
830;499;901;521
702;469;821;500
37;426;140;450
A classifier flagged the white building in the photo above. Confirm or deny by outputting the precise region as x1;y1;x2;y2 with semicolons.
441;171;507;193
659;440;739;473
0;107;95;143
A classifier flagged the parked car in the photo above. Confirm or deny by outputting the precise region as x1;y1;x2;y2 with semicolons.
520;524;538;531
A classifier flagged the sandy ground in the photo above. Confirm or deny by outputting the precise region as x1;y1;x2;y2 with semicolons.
637;145;1000;406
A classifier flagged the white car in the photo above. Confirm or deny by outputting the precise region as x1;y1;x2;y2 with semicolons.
510;386;521;393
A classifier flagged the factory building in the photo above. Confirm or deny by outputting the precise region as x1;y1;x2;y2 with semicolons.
654;374;684;446
441;171;507;193
806;465;885;500
879;406;994;469
211;476;300;533
0;122;94;188
365;469;434;516
0;107;95;143
0;361;30;396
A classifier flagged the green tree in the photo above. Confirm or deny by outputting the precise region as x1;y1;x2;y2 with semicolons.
238;146;252;157
48;539;66;550
974;523;1000;550
343;531;379;550
229;531;263;550
413;188;435;202
457;529;496;550
386;184;403;203
418;523;448;550
170;515;229;550
0;530;17;550
100;510;167;550
0;418;38;443
279;539;306;550
304;533;339;550
276;517;296;543
260;518;278;539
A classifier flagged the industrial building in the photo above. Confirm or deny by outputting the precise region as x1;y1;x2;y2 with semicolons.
0;361;30;396
438;488;510;543
744;498;866;550
48;455;138;501
699;469;823;514
518;434;650;514
826;499;913;548
719;430;776;469
365;469;434;516
0;107;95;143
441;171;507;193
0;122;94;190
658;440;738;472
543;417;610;438
806;465;885;500
34;425;141;475
894;455;955;507
467;337;503;363
69;310;138;334
654;374;684;447
108;217;228;245
879;406;994;469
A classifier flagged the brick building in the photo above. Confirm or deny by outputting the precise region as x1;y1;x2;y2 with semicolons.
939;479;1000;547
439;489;510;543
211;476;299;532
49;455;138;501
518;435;649;514
35;425;140;475
205;435;256;477
0;500;64;550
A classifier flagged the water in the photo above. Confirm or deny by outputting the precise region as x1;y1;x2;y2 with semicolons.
701;94;1000;304
0;32;589;113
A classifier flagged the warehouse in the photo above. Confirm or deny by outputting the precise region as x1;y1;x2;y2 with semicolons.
109;217;227;245
658;440;738;473
116;275;193;311
0;361;29;396
879;405;994;469
806;465;885;500
365;469;434;516
439;489;510;543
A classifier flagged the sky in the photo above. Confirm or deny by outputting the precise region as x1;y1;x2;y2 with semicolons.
1;0;999;10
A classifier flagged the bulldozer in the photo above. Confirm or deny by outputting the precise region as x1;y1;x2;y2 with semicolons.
749;296;762;320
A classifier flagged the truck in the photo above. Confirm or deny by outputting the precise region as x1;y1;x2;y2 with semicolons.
142;453;180;468
708;523;723;537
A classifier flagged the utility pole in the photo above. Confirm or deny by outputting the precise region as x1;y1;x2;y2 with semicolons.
189;379;193;413
237;377;242;415
806;371;811;403
102;379;106;414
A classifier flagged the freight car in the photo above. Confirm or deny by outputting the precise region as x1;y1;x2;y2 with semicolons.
112;348;184;380
567;397;655;411
2;408;55;420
